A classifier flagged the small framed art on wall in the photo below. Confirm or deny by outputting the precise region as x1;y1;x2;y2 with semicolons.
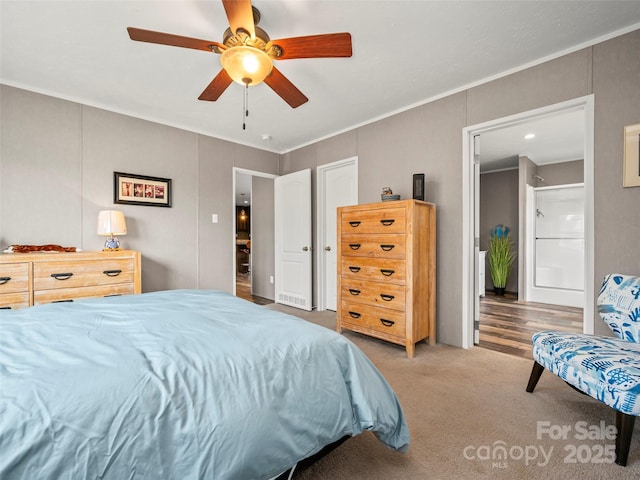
114;172;172;207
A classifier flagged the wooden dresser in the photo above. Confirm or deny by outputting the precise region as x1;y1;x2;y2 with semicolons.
336;200;436;357
0;250;141;309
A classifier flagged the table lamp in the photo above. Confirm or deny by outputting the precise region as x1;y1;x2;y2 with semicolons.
97;210;127;251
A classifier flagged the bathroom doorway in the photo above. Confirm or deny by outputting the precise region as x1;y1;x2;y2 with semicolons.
462;95;595;349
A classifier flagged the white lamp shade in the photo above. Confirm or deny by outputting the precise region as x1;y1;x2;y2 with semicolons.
97;210;127;236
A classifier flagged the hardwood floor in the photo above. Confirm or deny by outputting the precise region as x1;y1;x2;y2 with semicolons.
478;292;583;360
236;272;273;306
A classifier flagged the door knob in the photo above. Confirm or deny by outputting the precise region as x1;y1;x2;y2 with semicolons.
302;246;309;251
325;246;331;251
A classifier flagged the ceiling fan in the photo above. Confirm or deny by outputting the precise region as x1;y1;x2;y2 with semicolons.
127;0;352;108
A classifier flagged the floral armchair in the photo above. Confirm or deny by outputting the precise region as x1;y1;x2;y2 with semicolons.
526;273;640;466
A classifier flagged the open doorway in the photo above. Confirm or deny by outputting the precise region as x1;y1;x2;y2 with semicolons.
234;172;252;301
462;95;595;350
233;168;276;304
478;137;585;357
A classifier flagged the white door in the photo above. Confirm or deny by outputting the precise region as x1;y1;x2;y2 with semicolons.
318;159;357;311
473;135;481;345
274;169;312;310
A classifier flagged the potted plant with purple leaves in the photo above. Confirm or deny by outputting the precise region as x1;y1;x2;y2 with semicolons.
488;224;516;296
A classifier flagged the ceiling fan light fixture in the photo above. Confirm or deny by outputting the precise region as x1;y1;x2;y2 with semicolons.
221;46;272;85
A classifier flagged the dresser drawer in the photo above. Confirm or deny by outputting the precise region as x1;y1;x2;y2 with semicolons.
341;300;406;338
33;259;135;291
341;207;406;234
341;234;405;259
340;257;406;284
34;284;135;305
0;262;30;294
341;280;406;312
0;292;30;309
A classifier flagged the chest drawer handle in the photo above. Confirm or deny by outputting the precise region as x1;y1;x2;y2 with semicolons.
380;294;395;302
52;299;74;303
380;269;395;276
104;294;122;297
348;311;361;319
380;219;395;226
380;318;395;327
380;244;395;251
348;221;361;227
0;306;12;310
103;269;123;277
51;273;73;281
348;266;361;273
0;277;11;285
349;243;361;250
348;288;361;296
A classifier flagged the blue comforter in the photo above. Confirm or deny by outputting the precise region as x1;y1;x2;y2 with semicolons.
0;290;409;479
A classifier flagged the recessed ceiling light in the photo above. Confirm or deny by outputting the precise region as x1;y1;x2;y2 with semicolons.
524;133;536;140
261;134;272;141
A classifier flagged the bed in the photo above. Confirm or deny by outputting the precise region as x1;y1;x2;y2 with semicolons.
0;290;409;479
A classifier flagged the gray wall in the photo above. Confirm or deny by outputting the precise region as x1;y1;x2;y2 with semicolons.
480;169;519;293
537;159;584;186
0;86;279;294
251;175;275;300
282;30;640;344
2;30;639;346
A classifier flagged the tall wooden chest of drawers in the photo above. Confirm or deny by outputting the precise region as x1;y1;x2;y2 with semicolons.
336;200;436;357
0;250;141;309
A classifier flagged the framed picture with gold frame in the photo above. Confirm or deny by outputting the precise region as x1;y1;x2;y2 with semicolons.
623;123;640;187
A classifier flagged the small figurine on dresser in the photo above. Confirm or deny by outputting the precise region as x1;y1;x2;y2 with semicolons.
381;187;400;202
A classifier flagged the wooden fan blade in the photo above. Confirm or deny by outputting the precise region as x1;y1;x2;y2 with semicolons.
127;27;223;53
198;70;233;101
264;67;308;108
222;0;255;38
271;33;352;60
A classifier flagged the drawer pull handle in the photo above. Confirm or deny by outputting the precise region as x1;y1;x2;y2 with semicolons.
380;269;395;276
51;273;73;281
0;277;11;285
348;266;361;273
104;294;122;297
380;294;395;302
103;269;122;277
380;244;395;251
0;306;12;310
380;318;395;327
348;311;361;319
380;219;395;226
348;288;361;296
348;221;361;227
52;299;74;303
349;243;361;250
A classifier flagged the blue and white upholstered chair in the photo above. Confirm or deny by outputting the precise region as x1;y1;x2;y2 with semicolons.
526;273;640;466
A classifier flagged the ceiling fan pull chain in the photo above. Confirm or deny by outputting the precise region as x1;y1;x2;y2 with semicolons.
242;83;249;130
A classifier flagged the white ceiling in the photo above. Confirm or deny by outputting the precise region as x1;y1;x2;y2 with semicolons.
2;1;640;155
477;107;586;172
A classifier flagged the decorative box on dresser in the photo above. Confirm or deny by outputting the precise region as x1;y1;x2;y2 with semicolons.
336;199;436;358
0;250;141;309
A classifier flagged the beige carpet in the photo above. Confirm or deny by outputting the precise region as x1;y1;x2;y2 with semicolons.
265;303;640;480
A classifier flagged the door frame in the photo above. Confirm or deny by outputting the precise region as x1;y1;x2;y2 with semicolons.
232;167;277;297
461;95;595;349
316;156;358;312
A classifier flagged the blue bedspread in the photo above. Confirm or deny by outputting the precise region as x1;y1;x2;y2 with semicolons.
0;290;409;479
